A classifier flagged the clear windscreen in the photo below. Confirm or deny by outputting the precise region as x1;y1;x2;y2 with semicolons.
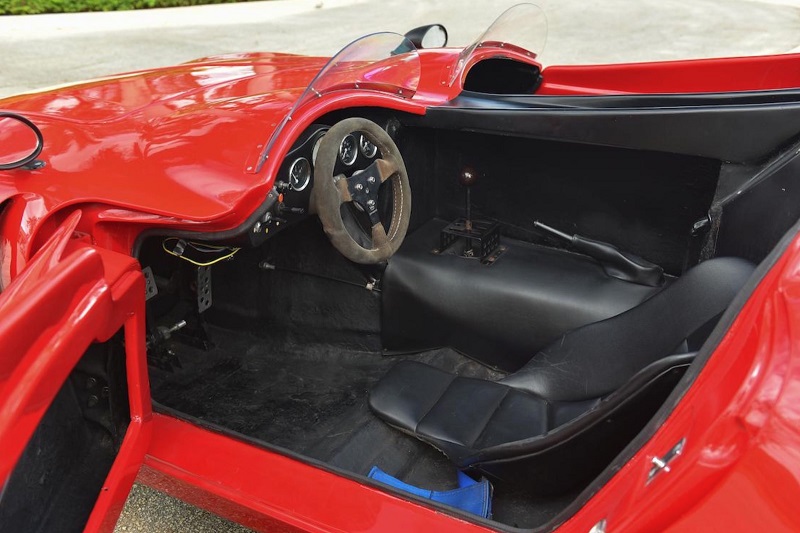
449;3;548;87
258;32;419;171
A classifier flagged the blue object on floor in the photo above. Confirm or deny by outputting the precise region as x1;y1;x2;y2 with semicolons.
368;466;492;518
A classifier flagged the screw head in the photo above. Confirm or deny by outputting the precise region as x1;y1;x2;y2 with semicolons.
367;176;376;184
355;184;364;191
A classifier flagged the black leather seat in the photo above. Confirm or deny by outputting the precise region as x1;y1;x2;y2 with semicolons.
370;257;754;494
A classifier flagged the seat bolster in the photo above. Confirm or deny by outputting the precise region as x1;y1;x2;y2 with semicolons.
368;360;456;432
473;389;550;449
500;257;755;401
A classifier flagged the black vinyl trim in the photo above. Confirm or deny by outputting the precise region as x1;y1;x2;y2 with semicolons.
131;190;278;257
420;91;800;163
463;88;800;108
717;137;800;206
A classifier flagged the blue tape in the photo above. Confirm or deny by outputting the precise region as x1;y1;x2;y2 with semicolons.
368;466;492;518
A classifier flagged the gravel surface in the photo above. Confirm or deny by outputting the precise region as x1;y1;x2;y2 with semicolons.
115;484;254;533
2;0;799;530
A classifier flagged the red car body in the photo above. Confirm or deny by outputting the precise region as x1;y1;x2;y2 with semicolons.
2;10;800;532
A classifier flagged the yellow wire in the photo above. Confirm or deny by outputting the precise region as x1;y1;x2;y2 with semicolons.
161;238;240;267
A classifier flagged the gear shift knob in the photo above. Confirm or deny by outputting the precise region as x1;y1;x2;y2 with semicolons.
459;166;478;188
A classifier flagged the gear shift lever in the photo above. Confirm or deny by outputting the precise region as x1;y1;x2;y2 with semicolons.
459;166;477;232
437;166;502;263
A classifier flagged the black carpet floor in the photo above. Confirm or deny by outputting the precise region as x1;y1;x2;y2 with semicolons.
150;324;573;528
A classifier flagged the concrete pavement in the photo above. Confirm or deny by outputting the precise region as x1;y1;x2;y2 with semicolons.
2;0;800;98
1;0;799;531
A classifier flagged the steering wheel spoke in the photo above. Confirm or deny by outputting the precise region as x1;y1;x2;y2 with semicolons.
375;157;399;183
371;222;390;250
334;175;352;204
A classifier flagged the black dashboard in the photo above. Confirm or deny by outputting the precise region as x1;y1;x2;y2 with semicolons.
254;123;385;244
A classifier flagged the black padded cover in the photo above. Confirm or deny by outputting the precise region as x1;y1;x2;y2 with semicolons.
370;257;754;486
500;256;754;400
426;91;800;163
382;219;661;371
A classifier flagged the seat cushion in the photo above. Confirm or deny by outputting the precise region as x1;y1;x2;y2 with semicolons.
369;360;550;464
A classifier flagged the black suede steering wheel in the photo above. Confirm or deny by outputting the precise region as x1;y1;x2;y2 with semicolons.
311;117;411;264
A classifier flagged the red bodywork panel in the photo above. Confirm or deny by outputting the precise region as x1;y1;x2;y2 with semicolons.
0;49;798;268
1;41;800;532
141;414;490;533
539;53;800;95
0;212;151;531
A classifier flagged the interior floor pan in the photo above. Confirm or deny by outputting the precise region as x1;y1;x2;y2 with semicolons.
149;324;575;528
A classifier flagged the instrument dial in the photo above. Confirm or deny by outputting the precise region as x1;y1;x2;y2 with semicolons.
359;134;378;158
288;157;311;191
339;134;358;166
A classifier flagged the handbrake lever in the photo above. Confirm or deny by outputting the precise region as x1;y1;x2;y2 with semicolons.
534;221;665;287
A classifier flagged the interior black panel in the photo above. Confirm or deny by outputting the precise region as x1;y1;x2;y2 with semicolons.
205;218;384;348
0;339;129;533
409;130;719;275
382;219;662;371
477;88;800;108
423;92;800;163
714;142;800;264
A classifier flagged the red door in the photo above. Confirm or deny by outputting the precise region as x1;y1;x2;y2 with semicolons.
0;211;151;533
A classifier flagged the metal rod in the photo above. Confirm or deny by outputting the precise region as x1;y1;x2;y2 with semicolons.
533;220;573;242
465;187;472;232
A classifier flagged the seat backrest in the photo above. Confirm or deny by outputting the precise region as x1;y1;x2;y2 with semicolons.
500;257;754;402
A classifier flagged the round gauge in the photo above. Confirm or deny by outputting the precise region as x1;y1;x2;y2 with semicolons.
339;134;358;166
359;133;378;158
288;157;311;191
312;133;325;165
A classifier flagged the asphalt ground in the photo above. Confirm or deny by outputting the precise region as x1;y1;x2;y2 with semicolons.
3;0;800;98
1;0;800;531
